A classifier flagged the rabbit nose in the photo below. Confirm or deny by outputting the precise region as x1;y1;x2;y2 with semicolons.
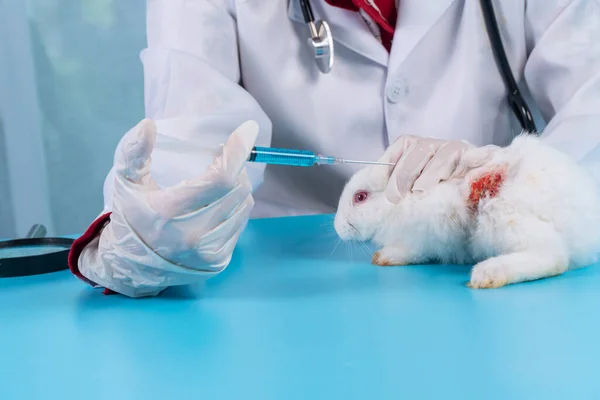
333;219;352;240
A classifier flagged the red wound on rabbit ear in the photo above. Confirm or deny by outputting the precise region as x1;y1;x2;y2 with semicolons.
353;191;369;205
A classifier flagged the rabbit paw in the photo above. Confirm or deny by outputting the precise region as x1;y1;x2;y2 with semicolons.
468;252;568;289
468;259;509;289
372;247;410;267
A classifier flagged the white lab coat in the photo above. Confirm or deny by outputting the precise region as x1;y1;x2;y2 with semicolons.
103;0;600;219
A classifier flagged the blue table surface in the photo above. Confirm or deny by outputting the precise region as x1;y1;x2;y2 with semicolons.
1;214;600;399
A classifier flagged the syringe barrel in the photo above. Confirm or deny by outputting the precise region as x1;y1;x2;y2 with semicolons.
247;146;316;167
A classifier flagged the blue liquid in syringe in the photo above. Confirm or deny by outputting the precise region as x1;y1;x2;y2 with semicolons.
247;146;335;167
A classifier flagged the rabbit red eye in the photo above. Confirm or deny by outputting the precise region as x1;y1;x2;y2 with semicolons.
353;191;368;205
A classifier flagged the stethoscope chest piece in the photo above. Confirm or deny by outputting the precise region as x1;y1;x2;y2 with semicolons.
308;20;334;73
300;0;334;73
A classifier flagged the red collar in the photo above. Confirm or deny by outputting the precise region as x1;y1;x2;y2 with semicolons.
324;0;360;11
324;0;398;51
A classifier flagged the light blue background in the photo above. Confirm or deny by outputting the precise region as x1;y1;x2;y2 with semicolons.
0;0;146;238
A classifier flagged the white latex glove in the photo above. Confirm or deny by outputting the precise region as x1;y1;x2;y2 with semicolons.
378;135;496;203
448;144;501;181
78;118;258;297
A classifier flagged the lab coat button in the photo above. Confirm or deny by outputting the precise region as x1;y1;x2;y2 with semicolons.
386;79;408;103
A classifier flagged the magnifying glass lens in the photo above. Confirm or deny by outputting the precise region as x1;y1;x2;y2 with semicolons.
0;238;74;278
0;245;69;258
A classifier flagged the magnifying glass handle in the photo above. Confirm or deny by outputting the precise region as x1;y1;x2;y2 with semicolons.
26;224;47;239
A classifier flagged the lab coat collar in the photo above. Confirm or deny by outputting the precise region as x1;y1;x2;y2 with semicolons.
288;0;457;70
387;0;457;70
288;0;389;67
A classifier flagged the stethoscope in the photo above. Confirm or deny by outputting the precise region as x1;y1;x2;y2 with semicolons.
299;0;538;133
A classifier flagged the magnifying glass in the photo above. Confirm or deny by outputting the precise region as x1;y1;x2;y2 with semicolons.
0;224;74;278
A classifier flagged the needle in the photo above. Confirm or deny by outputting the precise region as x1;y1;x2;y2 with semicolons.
338;159;395;166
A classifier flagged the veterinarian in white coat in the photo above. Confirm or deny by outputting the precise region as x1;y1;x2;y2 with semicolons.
69;0;600;297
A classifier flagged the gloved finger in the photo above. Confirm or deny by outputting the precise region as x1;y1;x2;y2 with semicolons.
195;195;254;265
385;142;438;203
218;120;259;181
152;174;251;219
376;134;418;165
196;222;248;273
237;167;252;192
198;168;253;230
449;145;499;180
462;145;500;167
370;135;427;184
173;194;253;269
412;140;473;192
148;121;258;215
150;186;252;265
377;135;449;164
212;218;252;269
186;176;252;227
114;118;157;186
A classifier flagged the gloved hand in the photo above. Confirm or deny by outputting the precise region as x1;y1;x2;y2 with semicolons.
77;118;258;297
377;135;498;203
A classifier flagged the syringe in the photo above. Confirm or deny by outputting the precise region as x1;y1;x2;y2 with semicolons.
247;146;394;167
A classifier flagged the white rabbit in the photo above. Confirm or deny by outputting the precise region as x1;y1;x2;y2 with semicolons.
334;135;600;289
